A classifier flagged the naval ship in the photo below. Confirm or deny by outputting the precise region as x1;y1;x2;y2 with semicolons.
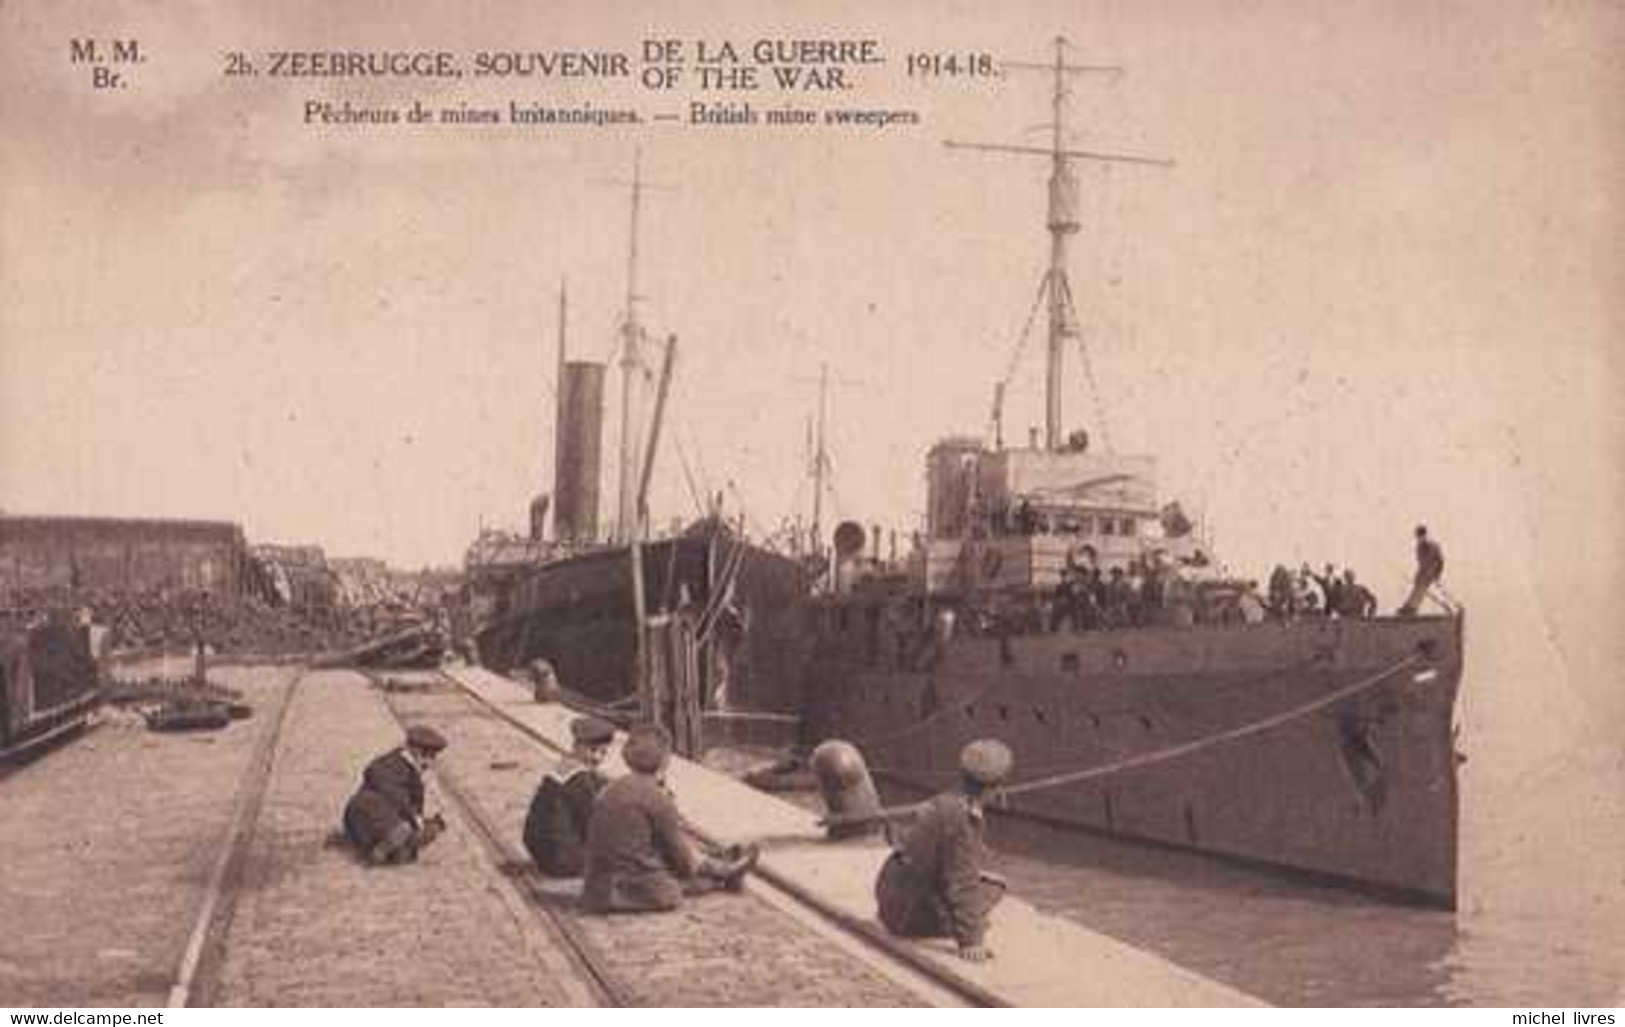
797;43;1464;907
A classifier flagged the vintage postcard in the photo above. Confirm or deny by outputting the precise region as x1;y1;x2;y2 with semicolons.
1;0;1620;1011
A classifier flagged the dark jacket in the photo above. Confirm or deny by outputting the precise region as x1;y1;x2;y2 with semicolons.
582;774;701;912
343;749;423;850
1339;583;1378;619
1312;573;1343;616
1416;538;1444;583
523;761;609;878
875;792;1003;947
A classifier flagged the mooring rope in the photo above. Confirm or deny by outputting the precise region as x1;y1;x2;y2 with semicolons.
865;652;1425;799
555;684;639;726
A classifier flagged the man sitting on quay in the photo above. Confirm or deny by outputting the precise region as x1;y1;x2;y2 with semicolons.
874;738;1011;963
581;723;757;913
523;714;615;878
342;724;448;866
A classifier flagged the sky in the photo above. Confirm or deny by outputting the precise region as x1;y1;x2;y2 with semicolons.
3;0;1622;737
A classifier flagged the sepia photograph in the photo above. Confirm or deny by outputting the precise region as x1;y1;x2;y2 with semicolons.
1;0;1621;1010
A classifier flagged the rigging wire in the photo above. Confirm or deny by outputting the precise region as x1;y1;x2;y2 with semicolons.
1056;272;1114;453
671;433;708;520
659;374;711;521
825;474;850;525
991;274;1053;439
724;479;777;545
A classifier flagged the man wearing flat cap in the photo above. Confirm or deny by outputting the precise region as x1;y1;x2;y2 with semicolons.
342;724;449;866
523;715;616;877
875;738;1011;962
582;722;757;912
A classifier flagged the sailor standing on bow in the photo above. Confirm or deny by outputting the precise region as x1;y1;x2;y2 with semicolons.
1399;525;1446;616
875;739;1012;962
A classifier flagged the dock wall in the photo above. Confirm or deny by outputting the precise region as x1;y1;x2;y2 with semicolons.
0;515;249;599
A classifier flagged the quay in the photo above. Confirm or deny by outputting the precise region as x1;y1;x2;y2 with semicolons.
0;654;1261;1007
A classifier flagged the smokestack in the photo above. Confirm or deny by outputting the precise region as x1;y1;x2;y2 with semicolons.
554;361;605;542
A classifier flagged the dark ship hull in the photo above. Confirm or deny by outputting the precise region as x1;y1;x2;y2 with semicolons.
474;529;809;717
802;607;1463;907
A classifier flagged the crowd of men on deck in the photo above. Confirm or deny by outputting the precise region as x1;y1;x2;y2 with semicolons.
978;524;1447;636
1263;563;1379;621
971;551;1381;639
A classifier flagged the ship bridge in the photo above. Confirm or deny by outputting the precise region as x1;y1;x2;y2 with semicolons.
923;437;1182;593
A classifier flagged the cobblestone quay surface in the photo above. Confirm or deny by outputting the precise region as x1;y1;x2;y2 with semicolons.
3;665;922;1007
385;680;920;1007
0;666;297;1006
208;669;585;1006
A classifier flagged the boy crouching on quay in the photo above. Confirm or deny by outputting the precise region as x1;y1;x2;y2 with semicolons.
343;724;449;866
875;738;1011;962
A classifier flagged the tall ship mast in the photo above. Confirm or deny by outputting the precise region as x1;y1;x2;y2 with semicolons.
795;40;1466;907
469;153;810;755
614;151;649;546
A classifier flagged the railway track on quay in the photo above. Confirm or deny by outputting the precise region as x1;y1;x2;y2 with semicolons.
371;666;986;1007
363;668;624;1007
166;661;976;1007
166;666;306;1008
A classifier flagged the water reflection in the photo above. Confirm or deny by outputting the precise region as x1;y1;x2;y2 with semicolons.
983;812;1459;1005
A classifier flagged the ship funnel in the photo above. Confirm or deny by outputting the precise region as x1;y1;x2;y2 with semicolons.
554;360;606;542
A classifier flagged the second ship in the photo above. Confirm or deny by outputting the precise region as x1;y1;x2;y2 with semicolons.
468;156;808;746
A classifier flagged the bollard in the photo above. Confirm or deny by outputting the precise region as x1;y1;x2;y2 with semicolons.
526;657;561;703
810;739;882;839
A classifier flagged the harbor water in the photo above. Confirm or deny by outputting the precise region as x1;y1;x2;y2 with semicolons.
986;750;1623;1006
